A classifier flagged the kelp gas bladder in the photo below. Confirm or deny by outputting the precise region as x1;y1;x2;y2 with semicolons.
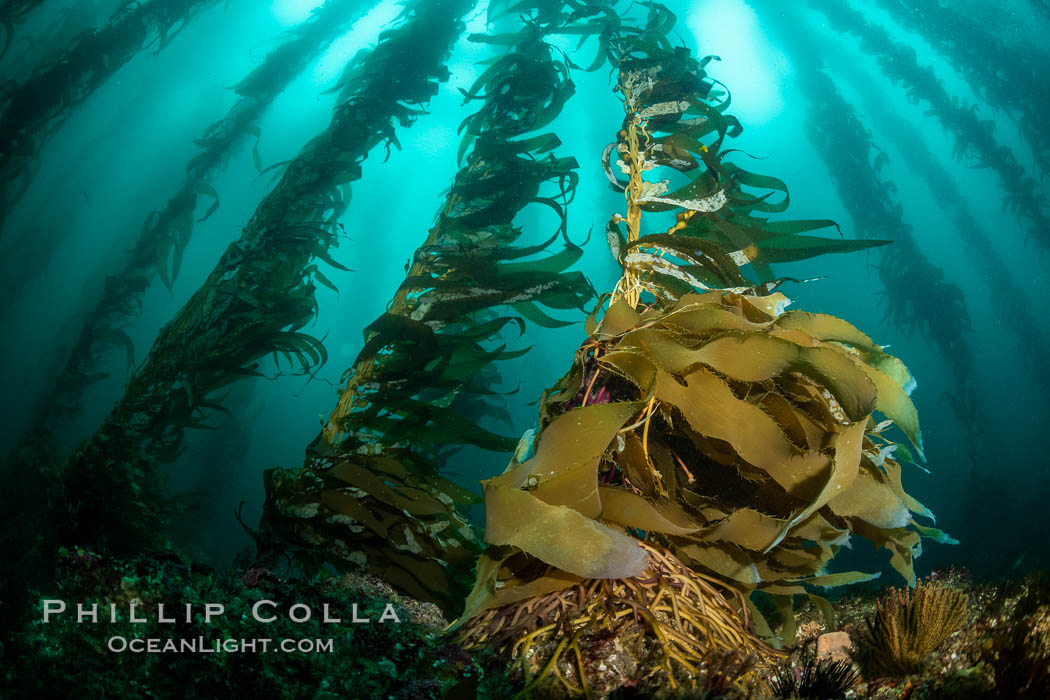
457;2;951;694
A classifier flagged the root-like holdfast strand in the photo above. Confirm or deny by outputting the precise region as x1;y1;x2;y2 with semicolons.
458;540;779;696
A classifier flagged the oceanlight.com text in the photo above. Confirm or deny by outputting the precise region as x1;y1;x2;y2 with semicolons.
106;636;336;654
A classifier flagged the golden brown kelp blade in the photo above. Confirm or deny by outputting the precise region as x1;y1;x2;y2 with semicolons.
460;291;943;685
489;292;934;587
0;0;225;233
53;0;477;556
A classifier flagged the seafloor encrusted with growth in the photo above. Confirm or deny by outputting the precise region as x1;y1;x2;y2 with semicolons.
3;549;1047;699
0;548;511;699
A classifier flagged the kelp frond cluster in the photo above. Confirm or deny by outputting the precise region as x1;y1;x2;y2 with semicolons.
260;453;483;609
478;289;946;655
457;539;774;697
455;289;940;688
860;579;969;676
605;50;883;307
501;290;936;594
261;1;603;615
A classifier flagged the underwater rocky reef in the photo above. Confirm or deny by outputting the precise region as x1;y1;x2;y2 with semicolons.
1;0;1048;697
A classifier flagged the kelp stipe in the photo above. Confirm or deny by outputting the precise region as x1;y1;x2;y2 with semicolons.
457;2;952;693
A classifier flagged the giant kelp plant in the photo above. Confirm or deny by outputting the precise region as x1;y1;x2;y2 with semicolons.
53;0;480;556
0;0;47;58
452;3;948;694
845;74;1050;388
1;0;1046;696
1035;0;1050;22
10;0;368;449
0;0;478;620
873;0;1050;181
8;0;369;460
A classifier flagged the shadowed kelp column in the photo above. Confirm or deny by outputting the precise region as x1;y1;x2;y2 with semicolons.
0;0;227;234
1033;0;1050;22
844;68;1050;408
758;1;982;475
873;0;1050;181
0;0;49;58
807;0;1050;253
46;0;477;557
9;0;368;454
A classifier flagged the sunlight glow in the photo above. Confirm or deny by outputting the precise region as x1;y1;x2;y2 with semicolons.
310;0;403;84
443;1;491;94
687;0;787;124
271;0;327;26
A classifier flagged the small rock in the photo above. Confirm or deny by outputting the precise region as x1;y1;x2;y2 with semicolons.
816;631;853;663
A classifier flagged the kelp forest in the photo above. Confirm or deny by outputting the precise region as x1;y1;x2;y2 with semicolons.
1;0;1049;698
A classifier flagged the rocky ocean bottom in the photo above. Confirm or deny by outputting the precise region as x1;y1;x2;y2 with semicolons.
2;548;1047;699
